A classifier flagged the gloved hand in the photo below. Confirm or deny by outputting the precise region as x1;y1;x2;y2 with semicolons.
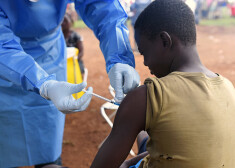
108;63;140;103
40;80;93;114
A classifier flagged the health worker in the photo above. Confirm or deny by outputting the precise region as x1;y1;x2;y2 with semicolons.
0;0;140;167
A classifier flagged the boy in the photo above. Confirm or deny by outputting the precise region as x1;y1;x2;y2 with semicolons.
91;0;235;168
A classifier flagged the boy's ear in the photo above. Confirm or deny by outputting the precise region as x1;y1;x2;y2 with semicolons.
160;31;172;48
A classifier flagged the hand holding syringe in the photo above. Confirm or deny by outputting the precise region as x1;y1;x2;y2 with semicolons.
82;89;120;106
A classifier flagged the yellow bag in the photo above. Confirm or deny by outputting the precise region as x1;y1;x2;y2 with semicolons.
67;47;84;99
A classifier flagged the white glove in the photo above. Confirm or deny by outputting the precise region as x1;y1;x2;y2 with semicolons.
40;80;93;114
108;63;140;103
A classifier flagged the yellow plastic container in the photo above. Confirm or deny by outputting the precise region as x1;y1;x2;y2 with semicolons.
67;47;84;99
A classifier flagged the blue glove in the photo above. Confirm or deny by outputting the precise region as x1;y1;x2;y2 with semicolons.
40;80;93;114
108;63;140;103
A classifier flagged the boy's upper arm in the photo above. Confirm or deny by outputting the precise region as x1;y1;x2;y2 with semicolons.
91;85;147;168
112;84;147;136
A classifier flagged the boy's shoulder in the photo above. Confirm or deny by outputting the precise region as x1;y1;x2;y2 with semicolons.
144;72;181;85
145;71;225;83
144;72;231;93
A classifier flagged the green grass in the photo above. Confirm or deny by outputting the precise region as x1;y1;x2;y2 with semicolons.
73;15;235;28
73;20;87;28
200;17;235;27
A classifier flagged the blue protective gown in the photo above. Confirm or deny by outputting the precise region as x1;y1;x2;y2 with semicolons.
0;0;134;167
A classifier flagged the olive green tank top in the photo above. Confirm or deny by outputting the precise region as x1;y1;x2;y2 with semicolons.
140;72;235;168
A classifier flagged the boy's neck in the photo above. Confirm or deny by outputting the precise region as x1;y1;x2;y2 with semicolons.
170;45;216;78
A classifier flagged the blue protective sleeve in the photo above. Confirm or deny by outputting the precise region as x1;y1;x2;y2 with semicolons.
129;158;143;168
74;0;135;72
0;9;55;93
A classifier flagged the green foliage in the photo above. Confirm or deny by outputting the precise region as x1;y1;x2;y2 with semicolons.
72;16;235;28
73;20;87;28
200;17;235;27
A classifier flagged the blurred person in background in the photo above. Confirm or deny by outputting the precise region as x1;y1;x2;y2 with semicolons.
195;0;203;24
62;13;85;76
130;0;151;52
185;0;202;24
66;3;78;22
120;0;132;27
0;0;139;167
120;0;131;15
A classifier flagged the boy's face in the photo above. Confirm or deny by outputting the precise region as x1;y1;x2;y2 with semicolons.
134;29;171;78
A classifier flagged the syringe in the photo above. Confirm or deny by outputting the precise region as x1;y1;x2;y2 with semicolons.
82;89;120;106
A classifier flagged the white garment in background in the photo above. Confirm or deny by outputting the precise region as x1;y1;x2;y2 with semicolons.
185;0;196;14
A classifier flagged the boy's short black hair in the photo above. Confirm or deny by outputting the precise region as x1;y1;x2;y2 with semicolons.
134;0;196;46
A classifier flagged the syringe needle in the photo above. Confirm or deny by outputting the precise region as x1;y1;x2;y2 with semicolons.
82;89;120;106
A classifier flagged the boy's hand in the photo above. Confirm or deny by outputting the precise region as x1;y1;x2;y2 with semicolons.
119;151;148;168
108;63;140;103
119;161;129;168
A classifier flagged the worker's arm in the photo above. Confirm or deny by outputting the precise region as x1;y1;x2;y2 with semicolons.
74;0;140;102
90;85;147;168
0;8;55;93
0;8;92;114
74;0;134;72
